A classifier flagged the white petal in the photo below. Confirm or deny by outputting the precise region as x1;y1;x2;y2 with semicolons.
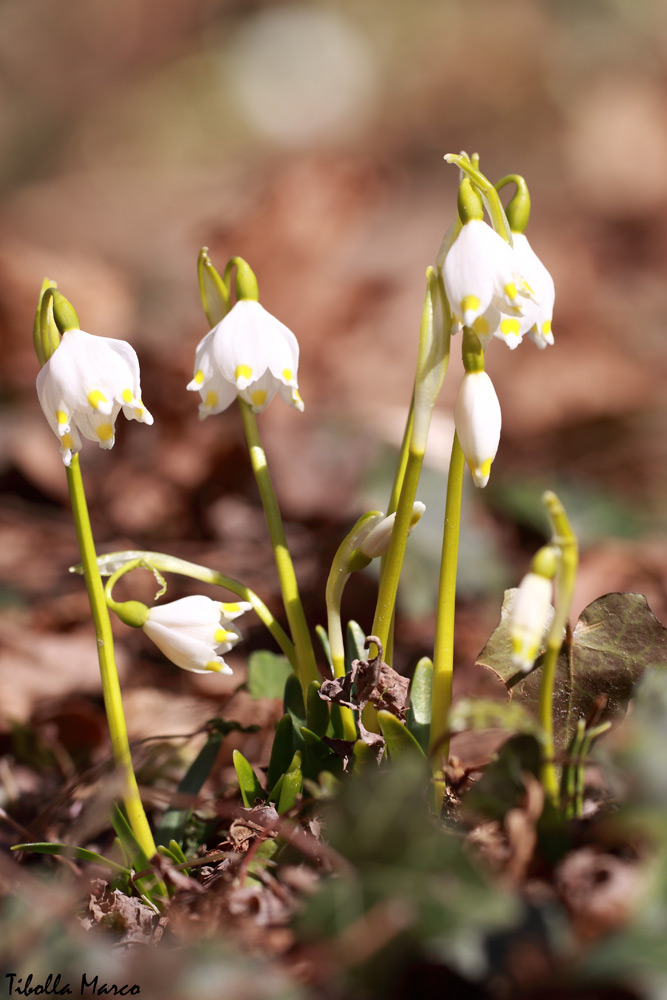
443;220;521;329
511;573;553;672
454;371;502;488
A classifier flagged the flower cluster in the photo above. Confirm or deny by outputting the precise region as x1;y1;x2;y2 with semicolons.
142;595;252;674
36;329;153;466
443;218;555;352
187;299;304;418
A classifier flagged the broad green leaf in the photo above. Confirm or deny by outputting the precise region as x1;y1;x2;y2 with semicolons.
248;650;293;700
233;749;265;807
11;842;129;874
283;672;306;724
407;656;432;752
267;714;296;792
346;620;368;668
306;681;329;737
377;710;427;764
112;806;152;873
300;726;345;780
315;625;333;670
477;591;667;750
277;751;303;814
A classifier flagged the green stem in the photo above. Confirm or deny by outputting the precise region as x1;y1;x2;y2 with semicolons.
370;447;424;658
65;456;156;860
538;491;579;807
238;401;318;699
444;154;512;243
429;432;465;769
90;551;296;669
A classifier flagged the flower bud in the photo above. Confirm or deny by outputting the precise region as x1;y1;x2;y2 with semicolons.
510;572;553;673
358;501;426;560
454;371;501;488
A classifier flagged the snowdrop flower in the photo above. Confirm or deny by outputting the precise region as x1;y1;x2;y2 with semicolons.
36;330;153;466
142;595;252;674
187;300;303;418
510;572;553;673
443;219;531;332
359;502;426;559
510;232;555;349
454;370;502;488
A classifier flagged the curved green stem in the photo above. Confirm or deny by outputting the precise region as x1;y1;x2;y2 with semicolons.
538;491;579;806
87;550;296;669
66;456;156;860
429;432;465;770
238;401;319;699
444;153;512;244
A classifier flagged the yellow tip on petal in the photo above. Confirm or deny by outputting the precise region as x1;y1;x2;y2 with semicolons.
282;368;293;381
215;628;237;643
122;388;134;403
223;602;241;613
235;364;253;382
251;389;267;408
205;390;218;408
499;318;521;336
56;410;68;425
88;389;108;410
542;320;552;335
504;282;518;302
193;369;205;385
205;660;223;673
461;294;480;315
472;315;490;337
61;433;74;449
96;423;114;442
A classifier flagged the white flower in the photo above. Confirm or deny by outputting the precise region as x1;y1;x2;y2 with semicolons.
142;595;252;673
466;233;555;351
510;572;553;673
454;370;501;488
443;219;532;332
359;502;426;559
187;299;304;418
36;329;153;466
511;232;555;349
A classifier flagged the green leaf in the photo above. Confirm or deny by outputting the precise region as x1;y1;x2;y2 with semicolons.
346;620;368;669
306;681;329;738
267;714;296;791
11;842;129;874
277;751;303;814
315;625;333;671
233;749;265;807
300;726;345;780
283;672;306;724
167;839;189;867
247;650;294;701
352;739;378;772
266;773;285;805
407;656;432;752
112;806;152;874
477;591;667;749
156;727;224;846
377;710;427;764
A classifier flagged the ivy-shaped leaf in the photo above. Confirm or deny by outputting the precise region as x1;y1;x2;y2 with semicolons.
477;591;667;749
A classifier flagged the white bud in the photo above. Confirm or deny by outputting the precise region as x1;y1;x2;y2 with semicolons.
142;595;252;674
454;371;501;488
510;573;553;673
359;501;426;559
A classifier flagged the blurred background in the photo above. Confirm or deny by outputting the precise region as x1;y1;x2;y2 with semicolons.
2;0;667;755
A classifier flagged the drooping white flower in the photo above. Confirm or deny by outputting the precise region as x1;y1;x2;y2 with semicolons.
142;595;252;674
359;502;426;559
36;329;153;466
443;220;531;331
510;572;553;673
467;233;555;351
454;370;502;488
187;299;304;418
511;232;555;349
